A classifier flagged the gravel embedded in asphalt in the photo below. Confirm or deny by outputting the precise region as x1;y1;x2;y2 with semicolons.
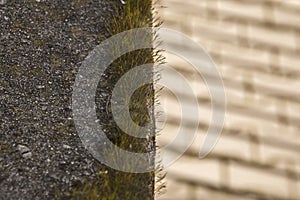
0;1;115;199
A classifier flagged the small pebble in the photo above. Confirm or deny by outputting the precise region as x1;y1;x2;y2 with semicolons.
0;0;6;5
17;144;30;154
63;144;71;149
22;152;32;159
17;145;32;159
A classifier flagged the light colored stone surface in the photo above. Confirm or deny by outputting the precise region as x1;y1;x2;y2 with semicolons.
156;0;300;199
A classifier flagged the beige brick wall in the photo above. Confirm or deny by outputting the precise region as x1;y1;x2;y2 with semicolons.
156;0;300;199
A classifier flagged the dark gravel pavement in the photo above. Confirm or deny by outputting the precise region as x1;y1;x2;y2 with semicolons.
0;1;114;199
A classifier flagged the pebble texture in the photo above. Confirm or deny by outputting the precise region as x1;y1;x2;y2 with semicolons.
0;1;114;199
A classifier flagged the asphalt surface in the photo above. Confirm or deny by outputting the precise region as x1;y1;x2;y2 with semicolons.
0;1;114;199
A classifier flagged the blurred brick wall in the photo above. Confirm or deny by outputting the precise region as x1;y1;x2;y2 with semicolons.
156;0;300;199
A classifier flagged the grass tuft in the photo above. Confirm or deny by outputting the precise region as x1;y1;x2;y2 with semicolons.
67;1;166;199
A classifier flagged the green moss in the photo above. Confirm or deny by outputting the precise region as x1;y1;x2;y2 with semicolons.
74;0;91;9
70;166;153;200
50;55;64;69
0;65;21;76
0;65;46;78
50;125;72;142
33;39;44;47
0;142;12;155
